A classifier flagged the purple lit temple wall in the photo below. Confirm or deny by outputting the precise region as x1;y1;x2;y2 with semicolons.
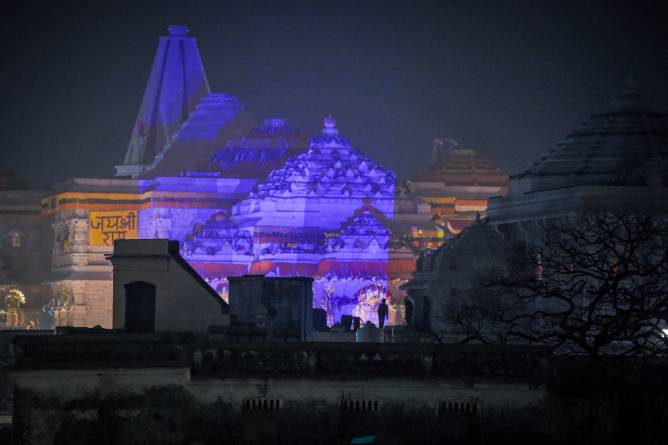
179;117;404;326
183;205;400;326
135;177;257;242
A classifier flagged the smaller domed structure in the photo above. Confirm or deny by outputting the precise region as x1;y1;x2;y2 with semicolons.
401;216;511;337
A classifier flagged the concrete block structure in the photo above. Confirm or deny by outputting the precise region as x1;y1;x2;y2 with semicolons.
228;275;313;341
110;239;229;333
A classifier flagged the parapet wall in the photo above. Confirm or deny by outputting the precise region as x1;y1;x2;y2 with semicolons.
12;333;548;380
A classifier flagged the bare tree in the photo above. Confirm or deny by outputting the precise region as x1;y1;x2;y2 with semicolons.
452;211;668;359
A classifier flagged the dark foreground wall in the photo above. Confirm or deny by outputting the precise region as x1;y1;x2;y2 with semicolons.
10;385;533;445
11;383;668;445
8;334;668;445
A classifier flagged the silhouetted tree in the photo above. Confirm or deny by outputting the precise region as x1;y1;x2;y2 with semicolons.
452;211;668;358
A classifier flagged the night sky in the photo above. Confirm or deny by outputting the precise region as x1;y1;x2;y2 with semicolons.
1;0;665;189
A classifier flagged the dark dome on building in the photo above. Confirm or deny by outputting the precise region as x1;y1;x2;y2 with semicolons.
511;80;668;194
412;216;510;275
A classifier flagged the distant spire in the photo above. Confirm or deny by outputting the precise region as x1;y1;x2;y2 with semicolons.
116;25;211;177
168;25;189;36
431;137;459;166
610;74;651;111
322;115;339;136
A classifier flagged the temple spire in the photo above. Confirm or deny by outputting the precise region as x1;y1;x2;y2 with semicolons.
116;25;211;177
322;114;339;136
610;74;651;111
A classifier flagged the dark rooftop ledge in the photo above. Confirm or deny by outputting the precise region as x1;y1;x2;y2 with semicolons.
11;360;191;372
11;333;549;379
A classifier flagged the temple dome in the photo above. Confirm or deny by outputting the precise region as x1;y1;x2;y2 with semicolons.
324;205;391;254
511;80;668;194
182;210;253;257
410;144;508;188
249;116;396;200
413;216;509;275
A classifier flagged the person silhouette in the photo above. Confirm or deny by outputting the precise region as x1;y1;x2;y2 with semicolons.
377;298;389;329
404;297;414;326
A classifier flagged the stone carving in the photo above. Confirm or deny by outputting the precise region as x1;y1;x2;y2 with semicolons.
182;210;253;257
249;116;395;200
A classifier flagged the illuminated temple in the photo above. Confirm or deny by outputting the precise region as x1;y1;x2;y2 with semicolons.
0;26;506;329
393;138;507;251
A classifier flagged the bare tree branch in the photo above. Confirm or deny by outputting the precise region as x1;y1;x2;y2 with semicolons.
452;210;668;359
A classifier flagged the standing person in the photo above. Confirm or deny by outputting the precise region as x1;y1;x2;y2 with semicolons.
404;297;414;326
377;298;389;329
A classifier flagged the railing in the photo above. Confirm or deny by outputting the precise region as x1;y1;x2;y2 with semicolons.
12;333;548;380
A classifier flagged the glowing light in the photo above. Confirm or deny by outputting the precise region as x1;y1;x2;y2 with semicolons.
5;288;26;307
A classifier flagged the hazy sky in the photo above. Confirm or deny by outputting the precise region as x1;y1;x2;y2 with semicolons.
1;0;665;188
